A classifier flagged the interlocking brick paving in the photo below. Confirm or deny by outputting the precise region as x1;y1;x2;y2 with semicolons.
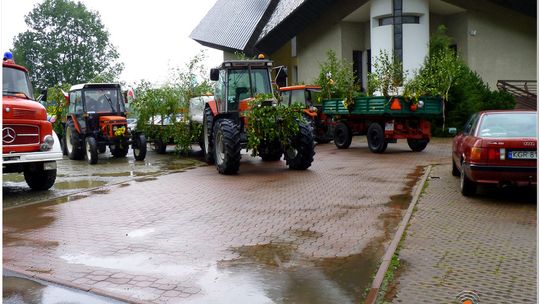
4;138;451;303
385;164;537;304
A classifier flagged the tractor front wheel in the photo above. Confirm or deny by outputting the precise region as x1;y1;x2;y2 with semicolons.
203;107;215;164
65;121;84;160
285;123;315;170
133;134;147;161
85;136;98;165
258;140;283;161
213;119;241;174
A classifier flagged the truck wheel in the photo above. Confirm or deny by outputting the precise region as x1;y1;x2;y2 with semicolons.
24;166;56;191
154;138;167;154
334;122;352;149
111;145;129;158
213;119;241;174
258;140;283;161
203;107;215;164
407;138;429;152
84;136;99;164
65;121;84;160
133;134;147;161
285;123;315;170
460;161;477;196
367;123;388;153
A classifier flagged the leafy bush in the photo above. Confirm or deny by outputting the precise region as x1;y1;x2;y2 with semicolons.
245;94;305;156
315;50;360;108
368;50;404;97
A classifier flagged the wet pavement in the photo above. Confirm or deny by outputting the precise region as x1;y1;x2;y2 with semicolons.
3;138;452;303
381;164;537;304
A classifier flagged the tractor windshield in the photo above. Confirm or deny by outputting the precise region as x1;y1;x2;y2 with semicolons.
227;68;271;109
83;89;125;113
3;66;33;99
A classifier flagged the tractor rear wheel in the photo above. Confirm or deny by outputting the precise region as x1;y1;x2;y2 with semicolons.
285;123;315;170
203;107;215;164
65;120;84;160
258;140;283;161
367;123;388;153
133;134;147;161
407;138;429;152
334;122;352;149
85;136;98;165
213;119;241;174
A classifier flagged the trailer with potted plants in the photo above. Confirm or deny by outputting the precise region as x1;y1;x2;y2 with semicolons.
322;95;443;153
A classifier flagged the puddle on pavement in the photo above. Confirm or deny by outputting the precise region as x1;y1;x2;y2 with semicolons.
3;174;26;183
53;180;107;190
134;177;158;182
385;166;423;210
3;276;120;304
207;238;385;304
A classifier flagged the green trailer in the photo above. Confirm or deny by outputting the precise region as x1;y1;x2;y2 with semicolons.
322;96;443;153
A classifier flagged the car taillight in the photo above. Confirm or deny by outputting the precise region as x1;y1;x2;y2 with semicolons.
470;147;482;161
487;148;506;160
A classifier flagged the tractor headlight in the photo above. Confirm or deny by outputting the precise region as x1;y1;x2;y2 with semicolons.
40;135;54;151
113;126;118;131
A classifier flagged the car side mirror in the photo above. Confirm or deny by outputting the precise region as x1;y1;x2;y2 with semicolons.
448;127;457;135
210;68;219;81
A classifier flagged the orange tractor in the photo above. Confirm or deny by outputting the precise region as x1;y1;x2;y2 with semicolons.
63;83;146;164
203;58;315;174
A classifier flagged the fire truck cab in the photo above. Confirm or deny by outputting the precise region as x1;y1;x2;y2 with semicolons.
2;52;63;190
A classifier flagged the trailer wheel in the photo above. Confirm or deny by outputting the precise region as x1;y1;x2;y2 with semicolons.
154;138;167;154
85;136;99;165
258;139;283;161
133;134;147;161
203;107;215;164
285;123;315;170
65;121;84;160
213;119;241;174
367;123;388;153
407;138;429;152
334;122;352;149
24;166;56;191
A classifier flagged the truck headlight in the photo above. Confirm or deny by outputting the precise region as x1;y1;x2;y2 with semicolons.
40;135;54;151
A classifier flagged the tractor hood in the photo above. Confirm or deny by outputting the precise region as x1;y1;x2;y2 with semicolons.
99;116;127;124
2;96;47;121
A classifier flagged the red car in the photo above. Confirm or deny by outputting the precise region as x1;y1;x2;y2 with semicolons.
452;110;537;196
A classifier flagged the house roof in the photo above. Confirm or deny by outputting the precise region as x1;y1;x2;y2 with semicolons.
190;0;278;54
191;0;536;54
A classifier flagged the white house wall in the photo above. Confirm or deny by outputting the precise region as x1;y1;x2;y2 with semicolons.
466;10;536;89
402;0;429;78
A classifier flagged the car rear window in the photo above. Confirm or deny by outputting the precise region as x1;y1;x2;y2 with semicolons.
479;112;537;138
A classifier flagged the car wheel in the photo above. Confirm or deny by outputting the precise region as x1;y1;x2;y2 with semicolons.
460;162;477;196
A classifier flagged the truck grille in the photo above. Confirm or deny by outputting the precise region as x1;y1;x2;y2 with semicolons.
2;124;40;146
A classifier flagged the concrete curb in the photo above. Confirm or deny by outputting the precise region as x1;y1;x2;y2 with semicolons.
3;265;151;304
364;165;432;304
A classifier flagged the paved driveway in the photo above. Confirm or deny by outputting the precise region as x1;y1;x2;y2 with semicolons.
4;138;451;303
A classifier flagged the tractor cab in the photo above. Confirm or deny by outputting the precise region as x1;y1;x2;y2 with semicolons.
64;83;146;164
209;59;274;116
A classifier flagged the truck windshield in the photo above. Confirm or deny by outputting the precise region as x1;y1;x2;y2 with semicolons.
227;68;271;104
83;89;125;113
3;66;34;99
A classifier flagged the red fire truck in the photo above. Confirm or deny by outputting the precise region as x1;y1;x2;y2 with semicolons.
2;52;63;190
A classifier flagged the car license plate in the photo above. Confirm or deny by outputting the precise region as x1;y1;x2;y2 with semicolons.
509;150;537;160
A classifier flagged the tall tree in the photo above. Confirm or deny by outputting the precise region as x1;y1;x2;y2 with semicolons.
11;0;123;89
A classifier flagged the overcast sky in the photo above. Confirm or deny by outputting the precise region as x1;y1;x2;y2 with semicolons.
1;0;222;86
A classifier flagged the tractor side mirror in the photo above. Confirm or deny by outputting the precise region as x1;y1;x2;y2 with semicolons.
37;89;48;103
210;68;219;81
